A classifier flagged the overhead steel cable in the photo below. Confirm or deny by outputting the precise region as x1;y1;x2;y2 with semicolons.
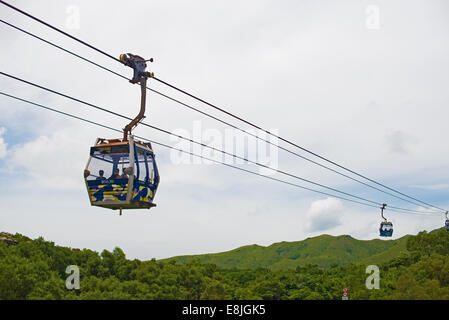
0;91;379;209
0;0;120;63
149;77;448;213
0;20;437;212
0;90;439;217
0;72;442;215
1;1;446;212
0;19;128;81
0;72;383;209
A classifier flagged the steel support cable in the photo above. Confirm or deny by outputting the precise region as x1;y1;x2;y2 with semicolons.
1;91;439;217
0;2;445;212
0;0;120;63
0;20;436;211
0;72;386;209
0;74;441;216
0;91;382;210
150;77;448;213
0;19;128;81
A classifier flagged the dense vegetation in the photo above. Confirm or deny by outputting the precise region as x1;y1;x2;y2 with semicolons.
1;228;449;300
161;234;410;269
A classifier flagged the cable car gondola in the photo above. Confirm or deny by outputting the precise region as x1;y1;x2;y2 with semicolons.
379;203;393;237
83;53;159;215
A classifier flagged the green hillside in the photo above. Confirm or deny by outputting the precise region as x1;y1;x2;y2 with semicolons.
160;234;410;269
1;228;449;299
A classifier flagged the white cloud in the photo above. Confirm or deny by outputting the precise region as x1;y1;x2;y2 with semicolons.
7;127;90;190
0;0;448;260
0;127;7;159
384;130;418;155
305;198;344;232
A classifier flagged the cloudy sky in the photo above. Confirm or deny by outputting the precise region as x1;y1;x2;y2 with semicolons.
1;0;448;260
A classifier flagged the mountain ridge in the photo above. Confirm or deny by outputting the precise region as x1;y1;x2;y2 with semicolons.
159;233;411;269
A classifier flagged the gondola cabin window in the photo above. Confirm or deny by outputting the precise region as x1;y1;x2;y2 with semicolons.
135;148;148;183
147;155;155;185
87;145;131;181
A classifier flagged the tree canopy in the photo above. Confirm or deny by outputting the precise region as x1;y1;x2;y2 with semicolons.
1;228;449;300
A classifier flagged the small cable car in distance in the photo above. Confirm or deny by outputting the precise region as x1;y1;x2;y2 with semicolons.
83;53;159;215
379;203;393;237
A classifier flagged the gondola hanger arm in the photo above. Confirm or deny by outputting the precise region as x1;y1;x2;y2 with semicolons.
119;53;155;141
381;203;387;221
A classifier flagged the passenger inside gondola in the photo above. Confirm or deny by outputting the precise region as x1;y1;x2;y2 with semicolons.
96;170;105;180
120;168;129;179
109;168;121;179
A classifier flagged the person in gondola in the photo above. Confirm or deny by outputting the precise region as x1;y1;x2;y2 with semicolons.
120;168;129;179
109;168;121;180
96;170;105;180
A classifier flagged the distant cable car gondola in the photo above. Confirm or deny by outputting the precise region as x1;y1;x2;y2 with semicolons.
445;211;449;232
83;53;159;215
379;203;393;237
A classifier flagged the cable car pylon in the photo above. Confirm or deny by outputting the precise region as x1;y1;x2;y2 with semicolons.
83;53;159;215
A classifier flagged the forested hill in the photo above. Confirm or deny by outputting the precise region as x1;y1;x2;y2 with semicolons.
1;228;449;299
160;234;410;269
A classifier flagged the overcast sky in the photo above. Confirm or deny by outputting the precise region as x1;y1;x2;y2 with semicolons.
1;0;448;261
